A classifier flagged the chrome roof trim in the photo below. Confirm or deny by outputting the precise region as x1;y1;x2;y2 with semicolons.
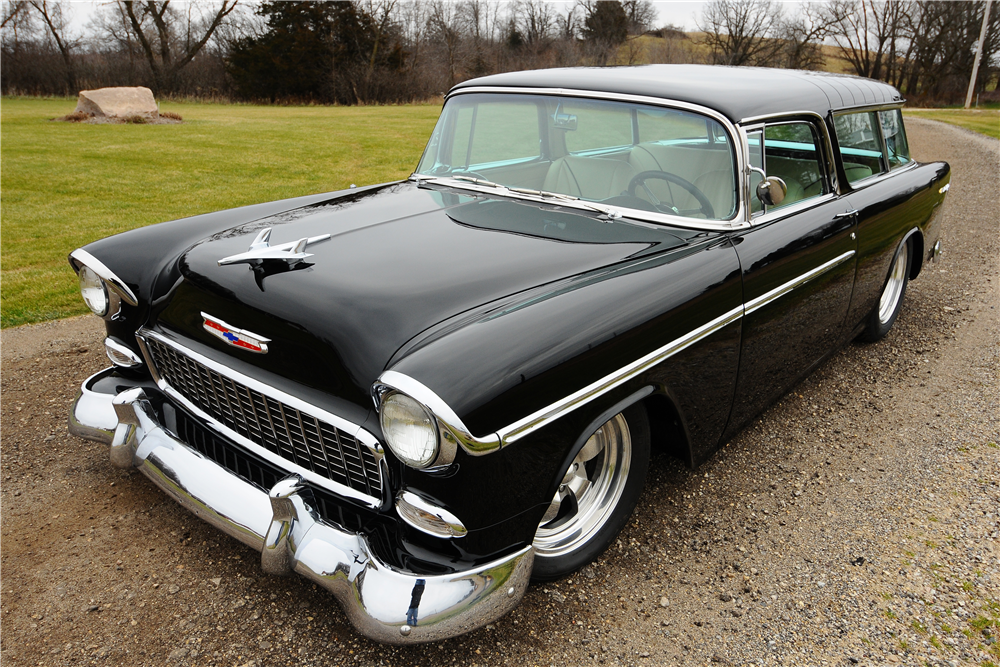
440;86;749;233
69;248;139;307
830;101;906;114
136;328;384;508
739;109;831;125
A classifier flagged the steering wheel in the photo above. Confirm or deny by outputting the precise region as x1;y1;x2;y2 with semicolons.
627;170;715;219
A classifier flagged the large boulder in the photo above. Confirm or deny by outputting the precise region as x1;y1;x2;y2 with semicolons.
74;87;158;120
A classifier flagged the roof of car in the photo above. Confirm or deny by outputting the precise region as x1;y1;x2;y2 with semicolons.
450;65;904;123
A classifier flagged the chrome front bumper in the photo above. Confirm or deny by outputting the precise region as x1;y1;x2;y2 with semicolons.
69;369;533;644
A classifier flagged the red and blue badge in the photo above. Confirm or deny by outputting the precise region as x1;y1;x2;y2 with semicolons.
201;313;270;354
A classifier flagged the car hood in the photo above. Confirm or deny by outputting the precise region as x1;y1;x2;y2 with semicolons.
152;181;689;422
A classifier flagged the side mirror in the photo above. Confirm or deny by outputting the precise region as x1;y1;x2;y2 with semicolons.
756;176;787;207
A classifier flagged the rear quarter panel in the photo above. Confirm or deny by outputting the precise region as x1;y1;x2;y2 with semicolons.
844;161;950;330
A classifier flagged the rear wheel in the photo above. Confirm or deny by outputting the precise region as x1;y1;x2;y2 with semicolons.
532;403;650;581
861;238;911;342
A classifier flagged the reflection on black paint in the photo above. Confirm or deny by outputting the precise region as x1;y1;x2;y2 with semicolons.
250;261;314;292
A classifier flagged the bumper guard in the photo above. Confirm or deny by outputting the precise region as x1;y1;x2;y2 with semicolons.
69;370;533;644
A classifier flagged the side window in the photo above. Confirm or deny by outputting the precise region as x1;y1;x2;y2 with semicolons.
879;109;911;169
749;121;825;215
834;112;884;184
763;122;825;209
468;101;540;165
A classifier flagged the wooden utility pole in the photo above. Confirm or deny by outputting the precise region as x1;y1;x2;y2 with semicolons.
965;0;994;109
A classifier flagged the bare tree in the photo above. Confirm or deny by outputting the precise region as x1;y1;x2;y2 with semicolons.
513;0;554;46
27;0;78;92
778;3;835;70
114;0;239;93
554;1;581;39
697;0;784;67
621;0;655;35
825;0;908;80
360;0;398;75
2;0;28;29
426;0;462;87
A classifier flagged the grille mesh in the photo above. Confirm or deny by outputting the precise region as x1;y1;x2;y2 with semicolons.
144;337;381;499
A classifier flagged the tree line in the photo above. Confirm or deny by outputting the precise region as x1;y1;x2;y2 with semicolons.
2;0;997;106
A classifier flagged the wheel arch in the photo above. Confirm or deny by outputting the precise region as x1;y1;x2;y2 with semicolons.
642;390;694;469
905;227;924;280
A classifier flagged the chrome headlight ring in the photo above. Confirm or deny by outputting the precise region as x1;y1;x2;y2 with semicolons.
373;371;502;471
69;249;138;321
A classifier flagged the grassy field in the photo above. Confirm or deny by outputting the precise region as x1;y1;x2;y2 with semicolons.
0;98;441;328
903;108;1000;140
2;97;996;329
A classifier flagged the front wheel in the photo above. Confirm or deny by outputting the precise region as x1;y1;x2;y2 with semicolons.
532;403;650;581
860;238;911;342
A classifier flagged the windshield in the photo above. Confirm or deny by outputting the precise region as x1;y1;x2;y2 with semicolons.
416;93;738;222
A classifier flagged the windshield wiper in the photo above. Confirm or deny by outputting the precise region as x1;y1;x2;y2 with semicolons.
452;175;505;189
508;186;621;220
413;174;621;220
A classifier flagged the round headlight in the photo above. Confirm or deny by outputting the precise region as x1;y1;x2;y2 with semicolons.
79;265;109;317
380;392;439;468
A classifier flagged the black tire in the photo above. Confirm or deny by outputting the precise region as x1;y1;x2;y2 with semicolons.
860;238;911;342
531;402;651;581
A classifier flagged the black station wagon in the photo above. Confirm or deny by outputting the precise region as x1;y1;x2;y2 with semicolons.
69;65;950;643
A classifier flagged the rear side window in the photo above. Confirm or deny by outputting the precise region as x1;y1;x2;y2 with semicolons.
834;112;884;184
879;109;911;169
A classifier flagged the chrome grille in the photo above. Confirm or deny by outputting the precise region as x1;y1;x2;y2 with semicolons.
143;337;381;499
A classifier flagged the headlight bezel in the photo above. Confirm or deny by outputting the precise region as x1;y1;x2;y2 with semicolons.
69;249;139;322
79;264;112;317
379;390;442;469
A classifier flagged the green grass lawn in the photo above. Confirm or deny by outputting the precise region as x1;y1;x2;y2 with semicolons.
904;108;1000;140
0;98;441;328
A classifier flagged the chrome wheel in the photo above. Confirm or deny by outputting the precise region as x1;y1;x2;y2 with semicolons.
878;242;909;324
534;414;631;558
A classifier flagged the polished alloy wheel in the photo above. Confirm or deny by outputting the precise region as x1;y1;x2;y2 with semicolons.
533;414;631;558
878;242;909;324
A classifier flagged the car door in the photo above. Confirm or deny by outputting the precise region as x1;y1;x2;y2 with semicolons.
723;117;859;440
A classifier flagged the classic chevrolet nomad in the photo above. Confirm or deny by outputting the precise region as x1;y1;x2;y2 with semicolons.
69;65;949;643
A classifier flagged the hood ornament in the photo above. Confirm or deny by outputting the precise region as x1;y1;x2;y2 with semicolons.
218;227;331;267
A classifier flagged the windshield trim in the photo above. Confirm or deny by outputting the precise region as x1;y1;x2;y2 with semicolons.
433;86;750;232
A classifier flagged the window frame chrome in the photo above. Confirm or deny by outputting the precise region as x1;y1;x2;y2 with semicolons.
438;86;750;233
135;327;386;509
737;111;840;227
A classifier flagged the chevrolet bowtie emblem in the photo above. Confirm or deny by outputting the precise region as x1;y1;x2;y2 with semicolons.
217;227;331;267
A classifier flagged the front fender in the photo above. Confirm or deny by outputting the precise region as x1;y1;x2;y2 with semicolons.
383;235;744;538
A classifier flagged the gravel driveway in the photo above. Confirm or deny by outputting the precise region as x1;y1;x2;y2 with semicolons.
2;118;997;667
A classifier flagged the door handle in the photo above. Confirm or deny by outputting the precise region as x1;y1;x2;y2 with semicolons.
834;209;859;219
